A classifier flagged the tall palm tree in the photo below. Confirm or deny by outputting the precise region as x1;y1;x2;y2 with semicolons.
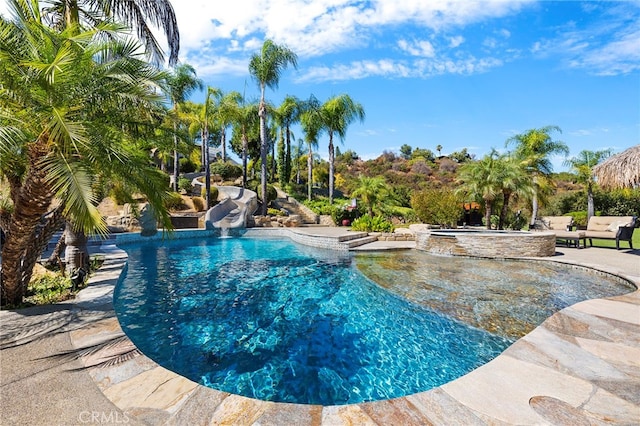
228;102;260;187
216;91;243;163
248;39;298;215
165;63;203;191
300;95;322;201
41;0;180;65
320;94;365;204
456;150;503;229
274;95;303;185
564;149;612;221
506;125;568;226
0;2;172;306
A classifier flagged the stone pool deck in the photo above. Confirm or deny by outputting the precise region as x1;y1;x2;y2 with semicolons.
1;228;639;425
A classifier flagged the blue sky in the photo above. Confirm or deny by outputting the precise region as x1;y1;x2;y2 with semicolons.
169;0;639;171
3;1;638;171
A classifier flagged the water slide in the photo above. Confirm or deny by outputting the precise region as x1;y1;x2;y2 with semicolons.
204;186;258;229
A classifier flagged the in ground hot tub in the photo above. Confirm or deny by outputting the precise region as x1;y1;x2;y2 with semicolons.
414;229;556;258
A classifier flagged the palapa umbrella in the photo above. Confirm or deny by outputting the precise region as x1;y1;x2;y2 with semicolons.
593;145;640;189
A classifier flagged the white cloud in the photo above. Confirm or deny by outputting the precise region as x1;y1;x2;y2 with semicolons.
449;35;465;48
171;0;532;58
529;2;640;75
298;54;503;83
398;39;435;57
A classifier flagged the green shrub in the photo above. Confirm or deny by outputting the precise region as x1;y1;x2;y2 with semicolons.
200;187;219;207
24;275;74;305
411;188;463;228
164;192;184;210
567;210;602;228
179;157;197;173
192;196;205;212
178;177;192;193
257;184;277;204
351;215;394;232
267;208;286;216
109;182;134;205
210;161;242;180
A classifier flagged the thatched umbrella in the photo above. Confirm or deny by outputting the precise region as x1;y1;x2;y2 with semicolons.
593;145;640;189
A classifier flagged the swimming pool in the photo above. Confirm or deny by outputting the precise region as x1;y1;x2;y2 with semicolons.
114;237;633;406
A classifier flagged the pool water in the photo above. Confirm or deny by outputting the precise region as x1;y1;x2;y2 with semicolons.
114;237;632;405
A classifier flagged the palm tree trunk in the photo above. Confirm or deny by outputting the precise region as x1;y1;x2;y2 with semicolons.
587;183;595;222
259;100;268;215
499;191;511;230
64;222;89;278
221;130;227;162
1;141;55;306
204;124;211;208
173;122;179;192
242;132;248;188
201;129;206;170
530;193;539;227
285;126;291;184
328;133;335;204
484;199;493;230
307;144;313;201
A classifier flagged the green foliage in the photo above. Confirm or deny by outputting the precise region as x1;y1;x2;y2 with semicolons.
191;196;205;212
267;208;286;216
411;148;435;162
178;177;193;193
399;144;412;159
109;182;136;205
164;192;184;210
200;187;219;204
567;211;591;228
179;157;197;173
411;188;464;228
258;184;277;204
277;136;287;187
210;161;243;180
545;188;640;218
24;275;74;306
382;206;419;223
506;211;527;231
449;148;473;163
350;215;394;232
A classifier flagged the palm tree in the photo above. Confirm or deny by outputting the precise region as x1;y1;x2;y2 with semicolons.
248;39;298;215
506;125;568;226
564;149;612;221
165;64;203;191
0;2;172;306
216;91;243;163
320;94;365;204
300;95;323;201
274;95;303;186
351;176;388;217
436;144;443;156
495;155;534;230
42;0;180;65
456;150;502;229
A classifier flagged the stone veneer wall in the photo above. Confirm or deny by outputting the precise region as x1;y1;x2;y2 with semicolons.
116;228;354;251
415;230;556;258
243;228;352;251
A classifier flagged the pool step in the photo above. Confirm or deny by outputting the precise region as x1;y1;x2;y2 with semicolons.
345;235;379;249
336;232;369;242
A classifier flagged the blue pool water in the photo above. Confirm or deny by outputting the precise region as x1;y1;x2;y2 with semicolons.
114;237;632;405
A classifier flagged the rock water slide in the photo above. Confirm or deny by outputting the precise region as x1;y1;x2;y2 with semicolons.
204;186;258;230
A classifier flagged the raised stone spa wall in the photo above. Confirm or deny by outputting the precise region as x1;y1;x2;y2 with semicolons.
244;228;354;251
415;230;556;258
